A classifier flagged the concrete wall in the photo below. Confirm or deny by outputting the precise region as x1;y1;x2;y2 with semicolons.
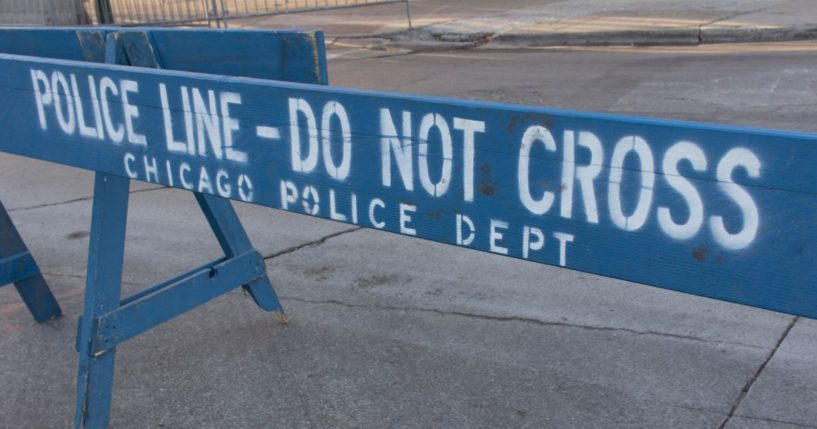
0;0;90;25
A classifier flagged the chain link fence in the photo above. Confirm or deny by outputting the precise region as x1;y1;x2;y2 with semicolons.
102;0;217;26
0;0;410;28
0;0;91;25
102;0;411;28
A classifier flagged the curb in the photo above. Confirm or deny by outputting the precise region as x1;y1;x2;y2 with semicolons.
380;25;817;50
493;29;700;47
700;26;817;44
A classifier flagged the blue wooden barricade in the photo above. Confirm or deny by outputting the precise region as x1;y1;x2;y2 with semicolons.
0;27;326;428
1;26;817;428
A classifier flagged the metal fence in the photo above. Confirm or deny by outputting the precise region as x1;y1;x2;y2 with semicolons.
0;0;91;25
102;0;217;26
95;0;411;28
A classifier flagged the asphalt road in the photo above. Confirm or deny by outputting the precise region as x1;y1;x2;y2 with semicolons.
2;41;817;428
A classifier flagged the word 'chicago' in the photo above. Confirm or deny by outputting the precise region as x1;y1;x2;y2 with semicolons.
28;68;763;259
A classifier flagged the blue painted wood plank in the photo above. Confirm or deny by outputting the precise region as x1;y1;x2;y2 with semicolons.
0;252;38;286
0;200;61;322
136;28;329;84
74;172;130;429
0;27;327;83
1;53;815;319
119;256;227;307
0;28;105;62
94;250;265;352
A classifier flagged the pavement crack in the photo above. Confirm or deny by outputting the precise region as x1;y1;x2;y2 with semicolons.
700;4;783;29
40;271;143;288
9;186;165;213
280;297;768;350
717;316;799;429
263;227;362;260
723;414;817;429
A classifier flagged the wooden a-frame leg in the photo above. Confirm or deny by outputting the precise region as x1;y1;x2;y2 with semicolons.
74;173;130;429
110;31;284;318
70;32;287;429
0;200;61;322
195;193;285;318
109;31;284;317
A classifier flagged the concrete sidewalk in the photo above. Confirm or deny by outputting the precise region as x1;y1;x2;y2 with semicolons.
236;0;817;49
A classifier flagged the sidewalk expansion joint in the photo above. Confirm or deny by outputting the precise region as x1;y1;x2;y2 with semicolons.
723;413;817;429
263;227;362;260
336;50;420;63
717;316;799;429
41;272;143;289
8;186;165;213
280;296;769;351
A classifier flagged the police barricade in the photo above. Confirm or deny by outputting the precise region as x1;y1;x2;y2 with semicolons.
1;27;815;428
0;26;326;428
